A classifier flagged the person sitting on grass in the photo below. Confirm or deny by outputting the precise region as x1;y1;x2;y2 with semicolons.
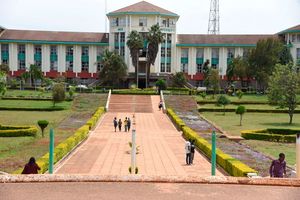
269;153;286;178
22;157;41;174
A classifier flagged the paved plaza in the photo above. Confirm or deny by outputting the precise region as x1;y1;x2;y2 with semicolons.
55;95;223;177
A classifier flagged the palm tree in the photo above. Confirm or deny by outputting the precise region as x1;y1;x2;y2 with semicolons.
126;30;143;87
99;50;127;88
146;24;164;87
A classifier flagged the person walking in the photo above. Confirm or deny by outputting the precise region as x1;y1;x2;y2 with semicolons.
190;140;195;165
269;153;286;178
118;119;122;132
185;140;191;165
113;117;118;132
21;157;41;174
158;100;163;111
127;117;131;132
124;117;128;132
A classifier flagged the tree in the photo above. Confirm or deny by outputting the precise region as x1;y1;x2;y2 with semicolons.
172;72;187;87
127;30;143;87
202;59;210;87
68;86;75;99
146;24;164;87
208;69;220;98
29;64;43;87
99;50;127;88
236;105;246;126
37;120;49;137
52;83;65;106
279;45;293;65
0;64;9;73
217;95;231;115
248;38;285;91
267;64;300;124
0;72;7;98
155;79;167;94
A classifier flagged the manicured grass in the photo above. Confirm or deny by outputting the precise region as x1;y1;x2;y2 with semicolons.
195;94;269;102
199;104;300;110
201;112;300;136
4;90;53;97
0;93;107;173
0;100;71;109
241;140;296;166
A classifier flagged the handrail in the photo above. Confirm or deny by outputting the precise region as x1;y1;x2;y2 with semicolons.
105;89;111;112
160;90;167;113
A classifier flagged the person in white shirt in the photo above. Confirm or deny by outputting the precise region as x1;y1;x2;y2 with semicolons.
185;140;191;165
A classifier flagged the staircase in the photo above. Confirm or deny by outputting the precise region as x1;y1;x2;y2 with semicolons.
108;95;153;113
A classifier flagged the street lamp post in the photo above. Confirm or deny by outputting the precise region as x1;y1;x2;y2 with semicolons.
136;51;139;88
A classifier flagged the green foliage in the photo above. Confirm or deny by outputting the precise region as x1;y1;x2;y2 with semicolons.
99;50;127;88
236;105;246;126
0;125;38;137
52;83;65;106
172;72;187;87
217;95;231;115
236;90;244;99
199;92;207;99
208;69;220;98
0;72;7;97
268;64;300;124
69;86;75;99
155;79;167;92
241;129;298;143
37;120;49;137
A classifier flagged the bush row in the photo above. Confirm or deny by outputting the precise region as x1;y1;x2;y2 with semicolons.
197;100;268;105
167;108;257;177
241;129;299;143
0;107;65;111
13;107;105;174
198;107;300;113
112;89;157;95
0;125;38;137
86;107;105;130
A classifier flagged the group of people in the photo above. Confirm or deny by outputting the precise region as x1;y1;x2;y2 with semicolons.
185;140;196;165
113;117;131;132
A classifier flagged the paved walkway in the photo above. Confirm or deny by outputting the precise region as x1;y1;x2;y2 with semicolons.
55;95;223;177
2;182;299;200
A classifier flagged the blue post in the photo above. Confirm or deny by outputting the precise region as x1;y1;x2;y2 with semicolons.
49;128;54;174
211;131;216;176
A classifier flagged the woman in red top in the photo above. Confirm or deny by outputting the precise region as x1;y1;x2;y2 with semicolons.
21;157;41;174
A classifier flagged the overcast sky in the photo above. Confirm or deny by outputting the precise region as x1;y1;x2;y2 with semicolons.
1;0;300;34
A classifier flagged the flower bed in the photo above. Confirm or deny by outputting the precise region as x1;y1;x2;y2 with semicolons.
167;108;257;177
0;125;38;137
241;129;298;143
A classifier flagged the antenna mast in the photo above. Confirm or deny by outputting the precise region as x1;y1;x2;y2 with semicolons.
208;0;220;34
105;0;108;33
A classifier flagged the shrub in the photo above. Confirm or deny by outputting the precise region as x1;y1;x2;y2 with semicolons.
52;83;65;106
236;90;244;99
0;125;38;137
37;120;49;137
155;79;167;93
217;95;231;115
68;86;75;99
236;105;246;126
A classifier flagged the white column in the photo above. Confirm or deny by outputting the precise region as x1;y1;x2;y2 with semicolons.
25;44;34;69
175;47;181;73
297;133;300;178
57;45;65;73
204;47;211;65
0;44;1;64
89;45;97;74
189;47;196;76
9;43;17;72
42;45;50;73
74;45;81;73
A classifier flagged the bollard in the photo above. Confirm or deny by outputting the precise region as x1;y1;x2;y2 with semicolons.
211;131;216;176
297;133;300;178
49;128;54;174
131;129;136;174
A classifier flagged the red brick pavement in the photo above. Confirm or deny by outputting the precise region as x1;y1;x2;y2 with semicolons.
55;95;223;177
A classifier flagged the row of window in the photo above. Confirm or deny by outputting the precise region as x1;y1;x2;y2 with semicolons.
1;44;105;72
290;34;300;43
111;17;176;28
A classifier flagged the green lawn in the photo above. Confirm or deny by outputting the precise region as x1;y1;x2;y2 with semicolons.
199;104;300;110
201;112;300;136
0;93;107;173
4;89;53;98
241;140;296;166
195;94;269;102
0;99;71;109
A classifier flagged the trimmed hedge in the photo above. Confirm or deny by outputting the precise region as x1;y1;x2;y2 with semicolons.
197;101;268;105
167;108;257;177
241;129;298;143
0;106;65;111
0;125;38;137
198;107;300;113
13;107;106;174
112;89;157;95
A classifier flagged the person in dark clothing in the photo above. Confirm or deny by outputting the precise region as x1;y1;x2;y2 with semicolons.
113;117;118;132
118;119;122;132
190;140;195;164
270;153;286;178
22;157;40;174
127;118;131;132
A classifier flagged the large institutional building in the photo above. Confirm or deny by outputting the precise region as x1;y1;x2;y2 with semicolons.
0;1;299;87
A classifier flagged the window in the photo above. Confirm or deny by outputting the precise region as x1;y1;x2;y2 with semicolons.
120;33;125;43
114;33;119;44
291;34;296;42
196;48;204;58
166;63;171;73
212;48;219;58
1;44;9;53
50;61;58;71
167;34;172;43
181;48;189;58
66;46;73;56
297;34;300;43
197;64;203;73
34;45;42;54
18;60;25;70
34;45;42;67
161;18;170;27
243;48;250;58
119;17;126;26
167;48;171;57
82;46;89;56
97;47;104;56
297;48;300;59
66;61;73;71
161;47;166;57
34;60;41;67
18;44;25;54
180;63;188;73
81;61;89;72
112;18;119;27
227;48;235;59
160;63;165;72
1;44;9;65
97;62;103;72
120;46;125;57
50;46;57;71
139;17;147;26
50;46;57;55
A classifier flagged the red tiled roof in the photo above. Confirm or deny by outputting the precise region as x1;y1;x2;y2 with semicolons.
278;24;300;34
108;1;178;16
177;34;277;45
0;29;109;43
